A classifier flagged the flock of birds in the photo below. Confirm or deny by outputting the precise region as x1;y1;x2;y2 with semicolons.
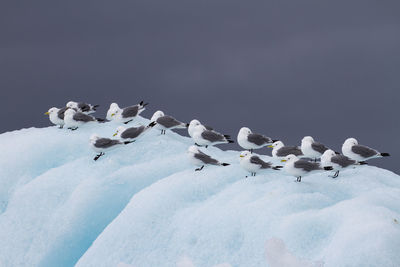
45;101;391;182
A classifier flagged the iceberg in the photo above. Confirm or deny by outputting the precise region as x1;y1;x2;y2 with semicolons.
0;117;399;267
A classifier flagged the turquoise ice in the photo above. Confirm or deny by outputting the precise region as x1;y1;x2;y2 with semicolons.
0;117;399;267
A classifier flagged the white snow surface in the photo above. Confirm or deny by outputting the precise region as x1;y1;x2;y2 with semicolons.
0;117;400;267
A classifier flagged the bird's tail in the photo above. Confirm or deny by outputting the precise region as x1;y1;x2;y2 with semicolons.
185;123;190;127
147;121;157;128
272;139;280;143
93;105;100;110
272;166;283;170
221;163;230;166
124;141;135;145
324;166;333;171
380;153;390;157
358;161;368;165
227;140;235;144
139;100;149;108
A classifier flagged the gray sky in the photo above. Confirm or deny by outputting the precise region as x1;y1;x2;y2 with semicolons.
1;0;399;173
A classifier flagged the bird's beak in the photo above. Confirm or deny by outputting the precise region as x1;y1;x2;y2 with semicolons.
44;112;49;115
281;159;287;162
111;113;115;117
267;145;273;148
239;155;244;158
113;132;117;137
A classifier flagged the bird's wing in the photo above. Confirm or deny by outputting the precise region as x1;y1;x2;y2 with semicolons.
247;133;271;145
250;156;271;169
194;151;219;165
157;116;182;128
294;160;321;171
331;155;356;168
351;145;378;158
311;142;328;154
121;105;139;118
201;130;225;142
277;146;303;157
73;112;95;122
95;138;121;148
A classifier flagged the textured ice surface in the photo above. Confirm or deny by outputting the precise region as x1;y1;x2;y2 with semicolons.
0;117;399;267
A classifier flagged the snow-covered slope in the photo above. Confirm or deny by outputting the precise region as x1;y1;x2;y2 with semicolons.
0;118;399;267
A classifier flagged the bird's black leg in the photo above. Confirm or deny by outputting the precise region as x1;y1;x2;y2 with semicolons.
59;125;63;129
195;143;201;147
296;176;302;182
332;170;339;178
124;119;133;124
195;165;204;171
205;145;208;148
70;127;78;131
250;149;253;154
94;152;105;161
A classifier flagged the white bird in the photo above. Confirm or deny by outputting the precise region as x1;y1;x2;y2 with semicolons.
64;108;104;130
188;119;213;138
113;121;156;141
281;154;333;182
151;110;188;135
239;151;282;177
66;101;99;114
90;134;134;161
45;107;66;128
321;149;367;178
191;125;234;148
237;127;278;153
187;145;230;171
342;137;390;161
109;101;148;124
300;136;331;161
268;141;303;159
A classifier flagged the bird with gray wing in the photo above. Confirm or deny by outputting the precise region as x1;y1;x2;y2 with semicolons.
64;109;105;130
237;127;278;153
192;124;234;148
281;154;333;182
300;136;334;161
342;138;390;162
90;134;134;161
269;141;303;159
321;149;367;178
113;121;157;141
187;145;230;171
109;101;148;124
239;151;282;177
66;101;99;114
151;110;188;135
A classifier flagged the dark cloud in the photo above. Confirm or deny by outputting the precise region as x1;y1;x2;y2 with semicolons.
1;0;399;173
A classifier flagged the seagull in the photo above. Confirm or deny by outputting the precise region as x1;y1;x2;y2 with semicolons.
45;107;66;128
113;121;157;141
109;101;148;124
237;127;278;153
239;151;282;177
342;138;390;161
268;141;303;158
64;109;104;130
151;110;188;135
300;136;332;161
66;101;99;114
90;134;134;161
191;125;234;148
281;154;333;182
187;145;230;171
321;149;367;178
188;119;213;138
